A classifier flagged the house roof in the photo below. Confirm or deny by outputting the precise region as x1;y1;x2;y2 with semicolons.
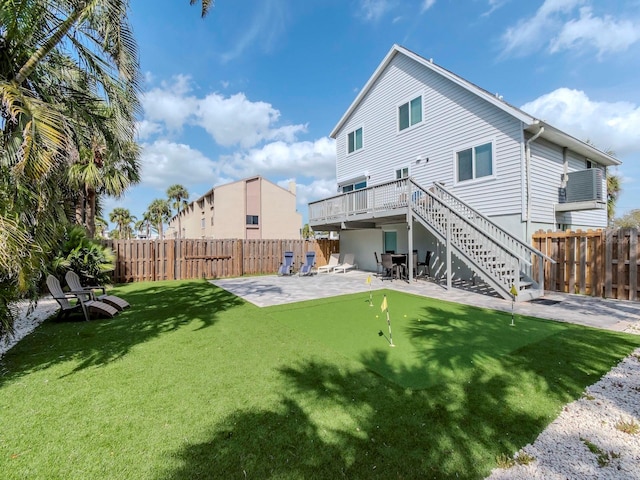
330;44;620;167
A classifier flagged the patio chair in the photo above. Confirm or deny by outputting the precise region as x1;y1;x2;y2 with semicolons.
380;253;396;281
46;275;118;321
298;251;316;276
278;251;295;276
417;251;433;278
65;270;130;311
374;252;384;276
333;253;356;274
317;253;340;274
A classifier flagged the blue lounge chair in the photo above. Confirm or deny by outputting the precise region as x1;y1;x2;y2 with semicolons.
278;251;295;276
299;251;316;276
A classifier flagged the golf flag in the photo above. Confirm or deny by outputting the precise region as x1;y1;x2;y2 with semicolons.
381;295;388;312
366;275;371;285
510;284;518;297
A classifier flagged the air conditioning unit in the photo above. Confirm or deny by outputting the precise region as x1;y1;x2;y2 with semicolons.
564;168;603;203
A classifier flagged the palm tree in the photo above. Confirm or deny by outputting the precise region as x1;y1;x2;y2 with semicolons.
167;184;190;240
0;0;140;334
607;173;622;225
147;199;171;239
109;208;136;240
190;0;214;17
134;211;153;239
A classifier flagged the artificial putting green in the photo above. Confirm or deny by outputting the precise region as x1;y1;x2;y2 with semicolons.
268;289;573;389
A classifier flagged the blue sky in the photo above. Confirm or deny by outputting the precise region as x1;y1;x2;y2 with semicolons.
107;0;640;231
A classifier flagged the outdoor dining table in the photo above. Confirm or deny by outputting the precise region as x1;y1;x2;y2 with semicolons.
390;254;408;280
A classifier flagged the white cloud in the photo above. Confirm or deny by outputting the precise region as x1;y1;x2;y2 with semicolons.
521;88;640;157
140;77;306;149
500;1;640;58
360;0;392;22
421;0;436;13
139;140;218;189
135;120;163;141
501;0;585;57
219;137;336;180
195;92;306;148
550;7;640;57
141;75;198;132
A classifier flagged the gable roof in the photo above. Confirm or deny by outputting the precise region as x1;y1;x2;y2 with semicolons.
330;44;620;167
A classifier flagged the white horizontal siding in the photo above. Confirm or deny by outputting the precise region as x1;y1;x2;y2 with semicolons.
530;140;607;228
334;53;523;217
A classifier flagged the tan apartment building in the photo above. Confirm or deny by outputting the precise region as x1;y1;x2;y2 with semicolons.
168;176;302;239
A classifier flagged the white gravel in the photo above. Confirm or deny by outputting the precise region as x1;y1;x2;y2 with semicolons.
2;298;640;480
0;297;58;358
486;347;640;480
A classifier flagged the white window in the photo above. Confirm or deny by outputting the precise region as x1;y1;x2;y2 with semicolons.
200;218;205;229
342;180;367;193
398;96;422;131
456;142;494;183
395;167;409;180
347;127;363;154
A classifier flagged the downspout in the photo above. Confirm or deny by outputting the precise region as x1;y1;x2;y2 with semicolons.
525;126;544;240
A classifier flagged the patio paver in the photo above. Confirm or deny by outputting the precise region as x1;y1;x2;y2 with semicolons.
211;270;640;334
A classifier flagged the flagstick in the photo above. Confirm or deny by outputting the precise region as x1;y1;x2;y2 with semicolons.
510;296;515;327
386;310;395;347
367;275;373;306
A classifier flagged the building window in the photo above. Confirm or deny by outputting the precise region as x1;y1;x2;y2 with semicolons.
342;180;367;193
200;218;205;229
395;167;409;179
246;215;259;225
347;127;363;154
399;96;422;131
456;142;493;182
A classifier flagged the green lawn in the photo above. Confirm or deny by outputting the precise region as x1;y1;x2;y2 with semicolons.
1;280;638;479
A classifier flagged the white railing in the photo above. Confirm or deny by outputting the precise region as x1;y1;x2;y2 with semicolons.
309;178;550;299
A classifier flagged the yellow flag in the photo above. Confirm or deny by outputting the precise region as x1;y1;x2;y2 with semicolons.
510;284;518;297
366;275;371;285
381;296;388;312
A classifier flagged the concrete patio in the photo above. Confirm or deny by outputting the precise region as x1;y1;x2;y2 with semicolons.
212;270;640;334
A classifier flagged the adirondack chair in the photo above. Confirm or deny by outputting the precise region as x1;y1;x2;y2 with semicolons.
298;251;316;276
46;275;118;321
65;271;130;311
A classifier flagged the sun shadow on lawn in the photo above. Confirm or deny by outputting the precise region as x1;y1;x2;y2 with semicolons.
0;280;244;384
160;320;640;480
159;356;554;480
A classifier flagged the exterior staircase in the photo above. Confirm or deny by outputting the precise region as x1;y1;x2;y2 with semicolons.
308;178;553;302
409;180;552;301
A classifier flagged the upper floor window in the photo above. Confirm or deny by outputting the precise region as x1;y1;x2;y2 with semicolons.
200;218;205;229
398;96;422;131
396;167;409;180
342;180;367;193
246;215;259;225
456;142;493;183
347;127;363;154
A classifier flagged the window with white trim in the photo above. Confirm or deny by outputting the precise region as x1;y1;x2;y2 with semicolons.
395;167;409;180
347;127;363;154
398;96;422;131
456;142;493;182
342;180;367;193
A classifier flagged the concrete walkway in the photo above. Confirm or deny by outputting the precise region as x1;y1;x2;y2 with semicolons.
212;270;640;334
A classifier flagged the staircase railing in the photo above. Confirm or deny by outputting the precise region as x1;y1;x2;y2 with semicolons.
408;181;525;299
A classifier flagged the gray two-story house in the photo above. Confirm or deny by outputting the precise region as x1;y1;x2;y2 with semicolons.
309;44;621;301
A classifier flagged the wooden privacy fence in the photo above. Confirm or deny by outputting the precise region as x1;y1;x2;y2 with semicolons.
532;228;639;301
101;239;339;283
